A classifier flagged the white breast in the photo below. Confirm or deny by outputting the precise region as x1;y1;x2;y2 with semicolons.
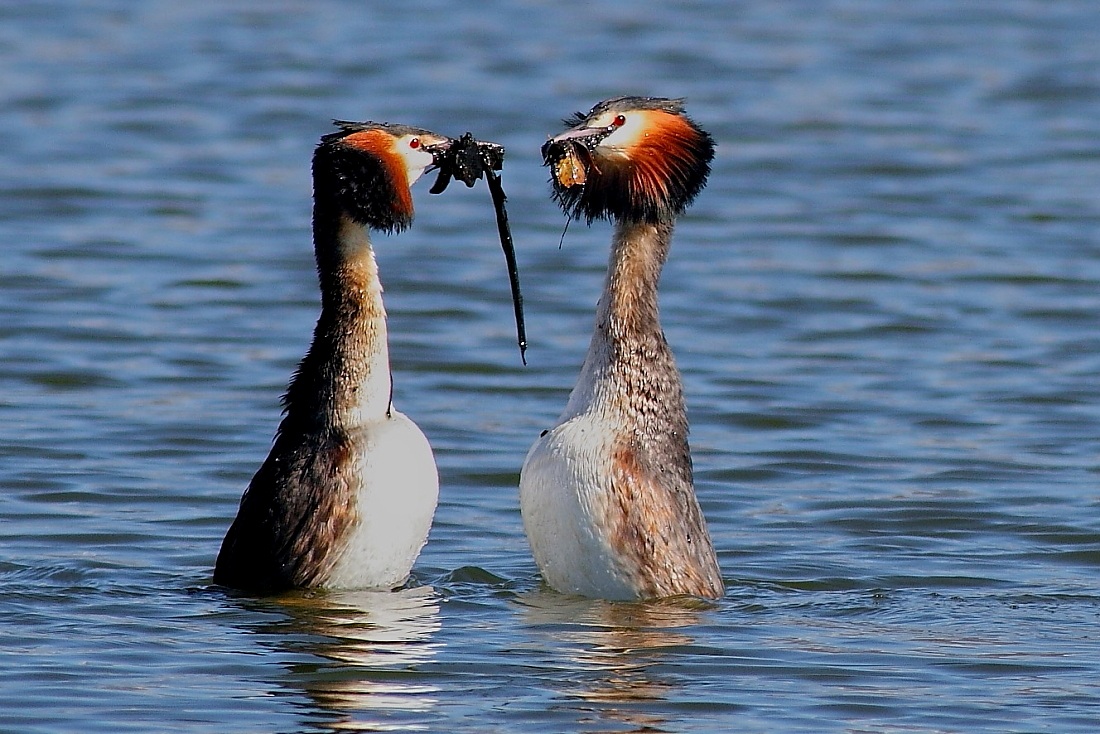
325;410;439;590
519;410;640;600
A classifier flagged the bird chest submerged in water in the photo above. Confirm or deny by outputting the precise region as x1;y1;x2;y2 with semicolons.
520;411;654;601
215;121;513;594
520;96;723;601
324;411;439;590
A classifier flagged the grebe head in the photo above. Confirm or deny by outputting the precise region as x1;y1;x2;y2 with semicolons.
542;96;715;224
313;121;455;233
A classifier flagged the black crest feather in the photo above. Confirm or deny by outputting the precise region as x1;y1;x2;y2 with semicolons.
312;121;431;234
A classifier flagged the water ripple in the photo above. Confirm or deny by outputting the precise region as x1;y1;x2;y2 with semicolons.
3;0;1100;732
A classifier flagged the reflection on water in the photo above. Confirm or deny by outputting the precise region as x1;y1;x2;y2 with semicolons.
251;585;443;732
517;591;707;733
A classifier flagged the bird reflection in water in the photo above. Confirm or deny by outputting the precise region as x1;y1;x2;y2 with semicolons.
516;591;708;733
262;585;443;732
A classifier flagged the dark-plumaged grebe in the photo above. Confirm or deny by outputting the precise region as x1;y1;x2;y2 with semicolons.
520;97;724;600
214;122;457;594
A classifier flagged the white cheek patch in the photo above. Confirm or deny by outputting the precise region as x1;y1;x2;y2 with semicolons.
595;113;651;157
400;146;435;186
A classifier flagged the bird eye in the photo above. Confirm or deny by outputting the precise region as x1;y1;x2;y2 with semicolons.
612;114;626;127
409;137;421;149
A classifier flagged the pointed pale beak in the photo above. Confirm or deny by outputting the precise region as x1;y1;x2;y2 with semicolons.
541;125;608;168
551;126;604;143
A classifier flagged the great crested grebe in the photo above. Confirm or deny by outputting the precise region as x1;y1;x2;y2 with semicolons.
214;121;457;594
519;96;724;600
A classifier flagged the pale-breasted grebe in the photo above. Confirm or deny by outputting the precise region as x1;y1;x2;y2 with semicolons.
214;121;458;594
519;97;724;600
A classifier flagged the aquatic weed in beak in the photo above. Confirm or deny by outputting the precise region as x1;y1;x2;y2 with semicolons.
429;133;527;364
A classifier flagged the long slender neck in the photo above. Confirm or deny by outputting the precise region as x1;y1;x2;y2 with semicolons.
280;210;392;435
600;220;673;343
564;220;686;431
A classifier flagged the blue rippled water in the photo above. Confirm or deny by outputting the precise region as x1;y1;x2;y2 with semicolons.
2;1;1099;732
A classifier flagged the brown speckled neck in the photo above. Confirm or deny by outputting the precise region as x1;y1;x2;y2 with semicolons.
582;221;688;456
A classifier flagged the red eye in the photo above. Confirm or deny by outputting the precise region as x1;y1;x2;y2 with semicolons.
612;114;626;127
409;137;420;149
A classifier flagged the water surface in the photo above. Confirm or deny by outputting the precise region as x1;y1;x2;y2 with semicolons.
2;1;1099;732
